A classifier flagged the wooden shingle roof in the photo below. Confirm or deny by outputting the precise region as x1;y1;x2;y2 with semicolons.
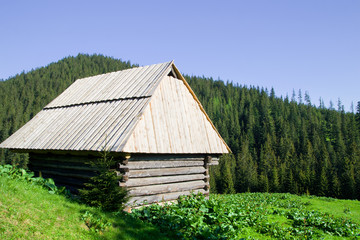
0;62;230;154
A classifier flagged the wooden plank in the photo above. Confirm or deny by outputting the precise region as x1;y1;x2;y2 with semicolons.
174;77;188;152
160;76;174;153
129;154;206;161
120;174;205;187
143;101;157;153
30;161;99;171
119;160;204;170
178;77;195;152
165;76;183;153
157;81;170;153
150;84;164;153
201;112;213;153
129;180;205;196
128;166;206;178
127;189;207;205
29;167;96;179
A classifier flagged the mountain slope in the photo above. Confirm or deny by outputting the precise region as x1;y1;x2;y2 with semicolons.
1;54;359;200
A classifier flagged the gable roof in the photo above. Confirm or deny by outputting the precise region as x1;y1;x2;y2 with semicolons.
0;62;230;154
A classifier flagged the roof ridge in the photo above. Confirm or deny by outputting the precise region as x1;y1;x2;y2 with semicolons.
43;95;151;110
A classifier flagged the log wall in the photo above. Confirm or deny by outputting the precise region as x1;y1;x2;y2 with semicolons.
28;152;219;205
28;153;102;192
120;154;219;206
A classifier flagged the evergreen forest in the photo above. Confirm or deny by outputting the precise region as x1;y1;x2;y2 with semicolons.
1;54;359;200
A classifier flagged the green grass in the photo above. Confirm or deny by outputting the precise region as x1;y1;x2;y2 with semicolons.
300;195;360;224
0;175;169;240
1;165;359;240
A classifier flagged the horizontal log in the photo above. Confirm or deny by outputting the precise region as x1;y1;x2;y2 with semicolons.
208;160;219;166
120;174;129;182
118;160;204;170
129;180;206;196
128;166;206;178
129;155;208;161
30;153;97;163
29;167;96;179
127;189;208;205
120;174;206;187
44;175;86;187
30;161;99;171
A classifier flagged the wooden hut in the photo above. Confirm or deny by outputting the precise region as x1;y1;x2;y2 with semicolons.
0;61;230;205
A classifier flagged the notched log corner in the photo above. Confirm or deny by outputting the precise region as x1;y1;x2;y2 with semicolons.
204;156;212;164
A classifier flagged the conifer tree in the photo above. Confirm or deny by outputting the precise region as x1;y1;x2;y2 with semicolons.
341;157;356;199
330;171;341;198
259;172;269;192
356;101;360;132
285;169;297;194
317;166;328;196
79;150;129;211
271;165;280;192
217;155;235;194
235;139;258;192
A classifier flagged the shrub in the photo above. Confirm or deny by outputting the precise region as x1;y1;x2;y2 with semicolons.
79;151;129;211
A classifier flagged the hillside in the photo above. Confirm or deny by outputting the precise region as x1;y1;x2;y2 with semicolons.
1;171;359;239
0;54;360;200
0;169;168;240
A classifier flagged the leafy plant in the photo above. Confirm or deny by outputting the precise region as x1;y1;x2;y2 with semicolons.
81;210;111;233
0;164;69;195
132;193;360;239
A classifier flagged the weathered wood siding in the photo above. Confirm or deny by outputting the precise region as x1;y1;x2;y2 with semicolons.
122;76;229;154
119;154;218;206
28;152;218;205
28;153;102;192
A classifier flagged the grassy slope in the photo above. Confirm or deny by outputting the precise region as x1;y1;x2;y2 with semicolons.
269;194;360;239
301;195;360;224
1;174;359;239
0;176;168;240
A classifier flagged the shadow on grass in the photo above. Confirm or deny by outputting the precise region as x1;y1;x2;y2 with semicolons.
77;207;171;240
110;212;170;240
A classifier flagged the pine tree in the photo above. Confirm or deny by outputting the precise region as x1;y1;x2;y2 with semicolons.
235;139;258;192
209;165;219;194
285;169;297;194
217;155;235;194
341;157;356;199
259;172;269;192
330;170;341;198
317;166;328;196
271;165;280;192
79;150;129;211
356;101;360;132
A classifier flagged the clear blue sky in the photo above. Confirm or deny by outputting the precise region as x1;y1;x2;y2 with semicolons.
1;1;359;111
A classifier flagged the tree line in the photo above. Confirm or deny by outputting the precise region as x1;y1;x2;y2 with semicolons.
0;54;359;200
187;76;360;199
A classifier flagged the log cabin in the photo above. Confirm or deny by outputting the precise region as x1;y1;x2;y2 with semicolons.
0;61;230;205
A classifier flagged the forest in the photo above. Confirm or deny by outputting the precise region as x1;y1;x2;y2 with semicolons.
0;54;359;200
